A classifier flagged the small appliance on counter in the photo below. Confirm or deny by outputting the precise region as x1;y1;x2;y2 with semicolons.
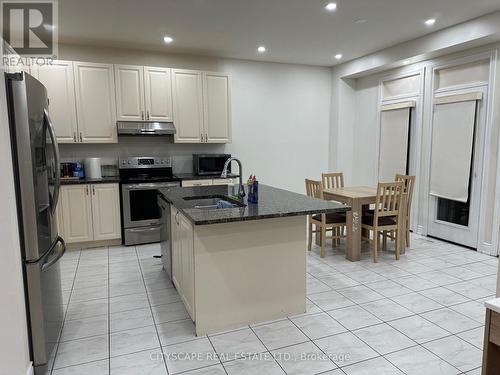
84;157;102;179
60;161;84;179
193;154;231;175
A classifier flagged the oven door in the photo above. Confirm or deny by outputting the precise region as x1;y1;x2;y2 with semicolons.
122;182;179;229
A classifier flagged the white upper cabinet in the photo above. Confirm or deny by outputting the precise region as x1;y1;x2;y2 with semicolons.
203;72;231;143
172;69;232;144
73;62;117;143
172;69;204;143
144;66;173;121
115;65;145;121
32;60;78;143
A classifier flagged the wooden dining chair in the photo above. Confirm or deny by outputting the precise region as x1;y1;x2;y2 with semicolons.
321;172;344;189
321;172;346;245
396;174;415;247
305;179;346;258
361;181;404;262
381;174;415;250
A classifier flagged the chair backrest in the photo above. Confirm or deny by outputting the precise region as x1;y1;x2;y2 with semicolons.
305;179;323;199
374;181;404;219
395;174;415;217
321;172;344;189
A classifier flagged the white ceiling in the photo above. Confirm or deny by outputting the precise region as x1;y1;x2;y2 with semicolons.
58;0;500;66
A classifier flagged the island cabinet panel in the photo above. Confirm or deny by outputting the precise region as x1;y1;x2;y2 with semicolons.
179;213;195;320
171;208;182;290
171;208;195;321
192;216;306;335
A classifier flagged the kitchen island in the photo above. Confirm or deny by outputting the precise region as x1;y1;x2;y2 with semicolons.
158;184;348;335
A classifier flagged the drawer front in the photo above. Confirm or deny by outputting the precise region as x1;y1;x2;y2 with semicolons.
490;310;500;346
181;179;213;187
212;178;236;186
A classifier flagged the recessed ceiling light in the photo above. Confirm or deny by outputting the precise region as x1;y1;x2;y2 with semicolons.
424;18;436;26
354;18;367;24
325;2;337;11
163;35;174;44
257;46;266;53
403;60;411;65
334;53;343;60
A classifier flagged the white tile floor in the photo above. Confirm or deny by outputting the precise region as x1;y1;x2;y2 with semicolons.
48;234;498;375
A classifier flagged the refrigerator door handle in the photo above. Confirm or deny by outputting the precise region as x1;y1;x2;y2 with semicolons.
45;108;61;215
41;236;66;272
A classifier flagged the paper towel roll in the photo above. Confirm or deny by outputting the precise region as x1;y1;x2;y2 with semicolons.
84;158;102;179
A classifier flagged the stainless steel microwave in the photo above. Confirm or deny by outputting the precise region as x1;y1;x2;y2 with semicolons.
193;154;231;175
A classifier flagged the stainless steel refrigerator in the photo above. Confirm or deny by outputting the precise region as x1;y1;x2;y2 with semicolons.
6;72;65;375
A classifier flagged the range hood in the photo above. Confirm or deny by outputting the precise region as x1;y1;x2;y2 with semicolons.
117;121;176;136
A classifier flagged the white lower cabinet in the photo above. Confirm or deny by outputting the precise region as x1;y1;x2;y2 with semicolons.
171;208;195;321
91;184;121;241
58;185;93;243
58;183;121;244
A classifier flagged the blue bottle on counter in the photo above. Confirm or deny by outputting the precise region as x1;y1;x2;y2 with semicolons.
73;162;85;178
248;176;258;204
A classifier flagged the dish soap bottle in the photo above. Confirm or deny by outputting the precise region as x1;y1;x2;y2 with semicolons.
250;175;259;204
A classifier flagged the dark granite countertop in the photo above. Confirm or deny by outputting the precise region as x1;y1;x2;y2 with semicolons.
158;184;350;225
60;176;120;185
174;173;240;181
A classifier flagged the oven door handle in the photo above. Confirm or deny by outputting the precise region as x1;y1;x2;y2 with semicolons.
127;227;161;233
123;183;179;189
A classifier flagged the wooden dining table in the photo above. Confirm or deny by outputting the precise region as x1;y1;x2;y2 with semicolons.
322;186;405;261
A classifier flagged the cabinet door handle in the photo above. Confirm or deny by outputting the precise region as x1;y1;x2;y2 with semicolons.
205;133;208;143
146;110;150;120
200;133;203;142
175;211;179;225
92;185;95;195
73;132;77;142
141;111;144;120
79;132;83;142
85;185;89;195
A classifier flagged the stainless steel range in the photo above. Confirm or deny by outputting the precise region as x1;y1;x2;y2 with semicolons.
119;156;180;245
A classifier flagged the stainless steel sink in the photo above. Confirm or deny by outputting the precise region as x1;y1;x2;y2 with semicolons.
183;195;246;209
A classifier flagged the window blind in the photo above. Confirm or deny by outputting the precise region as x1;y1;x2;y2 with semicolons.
429;97;479;203
378;106;412;181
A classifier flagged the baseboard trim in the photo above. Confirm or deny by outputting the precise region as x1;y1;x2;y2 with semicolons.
66;238;122;251
25;362;33;375
478;241;498;256
416;225;425;236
